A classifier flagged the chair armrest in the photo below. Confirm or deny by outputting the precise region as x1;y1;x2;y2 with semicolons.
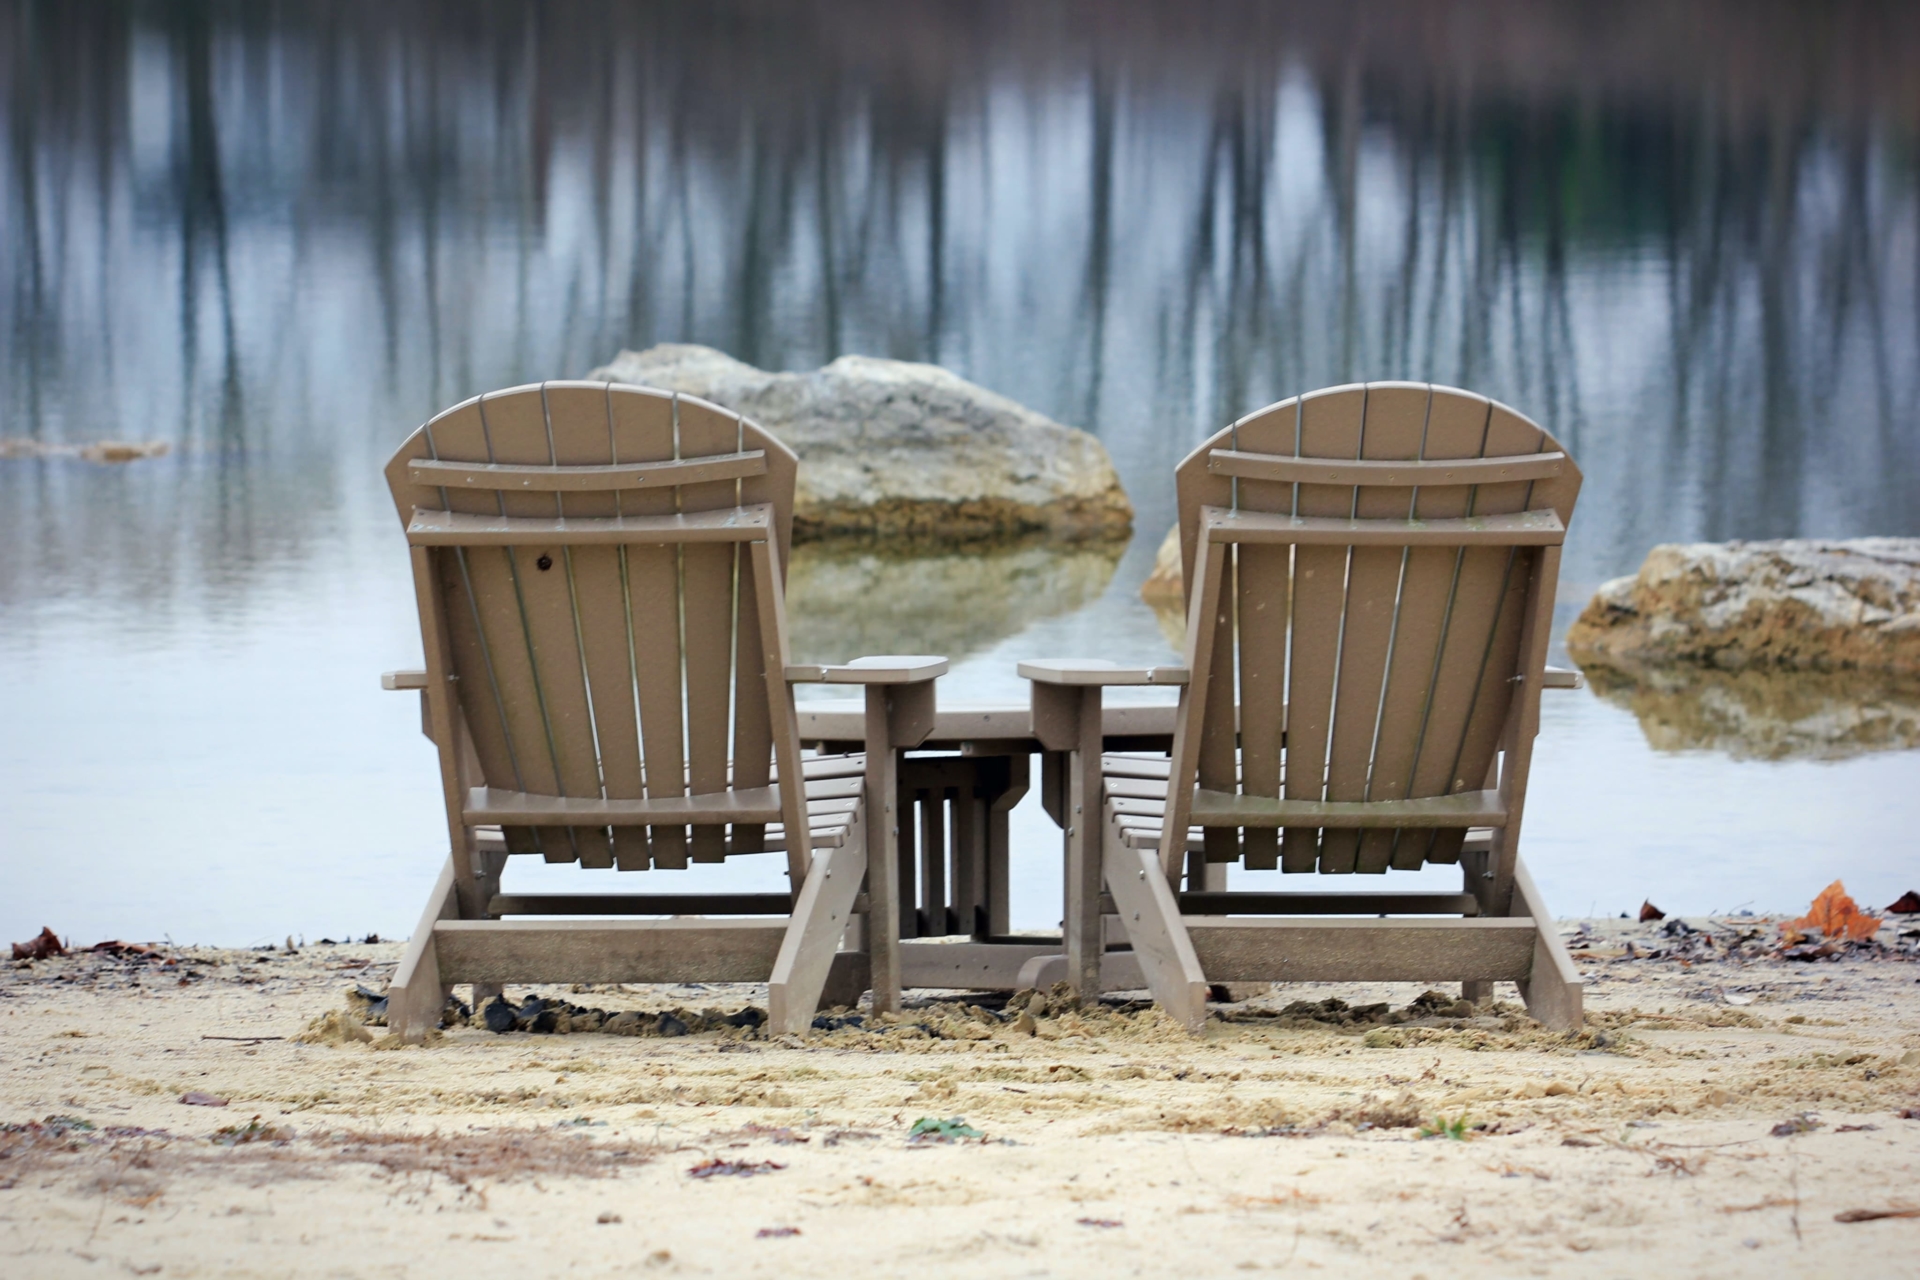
786;656;946;748
1017;658;1189;687
1022;660;1187;753
382;670;429;691
786;655;948;684
1542;666;1585;690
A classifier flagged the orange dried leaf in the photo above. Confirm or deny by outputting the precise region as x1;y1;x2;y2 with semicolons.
1786;880;1880;944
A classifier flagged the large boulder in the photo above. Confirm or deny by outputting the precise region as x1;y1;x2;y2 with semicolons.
1565;539;1920;674
585;345;1132;542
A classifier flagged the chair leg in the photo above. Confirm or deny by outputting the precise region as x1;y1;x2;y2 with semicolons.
1511;856;1584;1031
388;855;460;1043
768;813;870;1035
1102;832;1208;1033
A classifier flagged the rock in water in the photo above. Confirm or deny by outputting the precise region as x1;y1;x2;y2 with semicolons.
1566;539;1920;674
585;345;1132;542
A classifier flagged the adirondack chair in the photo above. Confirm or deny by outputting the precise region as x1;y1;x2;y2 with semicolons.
1022;383;1586;1032
378;381;943;1042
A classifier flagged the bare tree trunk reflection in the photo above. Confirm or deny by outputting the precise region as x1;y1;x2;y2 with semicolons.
1;0;1915;615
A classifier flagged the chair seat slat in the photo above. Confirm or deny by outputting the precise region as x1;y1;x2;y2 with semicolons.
1189;787;1506;829
465;784;785;826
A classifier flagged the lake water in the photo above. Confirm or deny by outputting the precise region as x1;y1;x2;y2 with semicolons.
4;2;1918;946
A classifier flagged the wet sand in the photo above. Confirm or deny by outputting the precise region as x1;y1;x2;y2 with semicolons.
3;918;1917;1277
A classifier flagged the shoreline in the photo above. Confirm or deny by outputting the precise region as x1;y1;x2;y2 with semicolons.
3;916;1917;1275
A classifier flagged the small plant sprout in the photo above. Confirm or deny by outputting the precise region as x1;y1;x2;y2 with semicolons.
1419;1112;1472;1141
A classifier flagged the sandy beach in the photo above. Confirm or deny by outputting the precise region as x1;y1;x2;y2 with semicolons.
4;916;1916;1277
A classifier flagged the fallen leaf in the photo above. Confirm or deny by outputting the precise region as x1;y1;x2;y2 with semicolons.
179;1092;229;1107
1885;890;1920;915
1783;880;1881;944
10;927;64;961
1639;900;1666;923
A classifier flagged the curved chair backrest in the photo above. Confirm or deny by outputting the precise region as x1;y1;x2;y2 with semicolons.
1163;382;1582;878
385;382;805;877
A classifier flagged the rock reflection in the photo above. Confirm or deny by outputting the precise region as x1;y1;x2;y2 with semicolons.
786;539;1123;668
1143;595;1188;655
1580;662;1920;762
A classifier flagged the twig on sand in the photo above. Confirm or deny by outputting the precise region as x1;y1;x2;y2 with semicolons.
201;1035;284;1042
1835;1206;1920;1223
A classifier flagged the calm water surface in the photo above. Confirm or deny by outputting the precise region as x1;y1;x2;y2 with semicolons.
4;2;1918;943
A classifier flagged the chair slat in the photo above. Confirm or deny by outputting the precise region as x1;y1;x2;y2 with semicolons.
551;389;652;868
429;395;565;860
1199;508;1564;547
1320;384;1430;872
627;539;687;868
1400;405;1543;866
727;409;799;859
1234;544;1288;870
675;397;746;863
542;383;632;868
485;388;608;865
407;450;766;492
729;555;773;856
405;505;771;546
408;402;522;840
1281;386;1366;872
1227;403;1300;872
1207;449;1564;486
607;389;685;867
1357;391;1493;871
1429;563;1530;867
1191;787;1505;828
466;784;783;826
1425;404;1546;865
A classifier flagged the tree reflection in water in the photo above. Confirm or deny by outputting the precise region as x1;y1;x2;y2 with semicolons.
1;0;1917;703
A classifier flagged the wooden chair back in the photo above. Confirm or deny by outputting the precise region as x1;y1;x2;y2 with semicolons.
384;382;807;882
1162;383;1581;887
